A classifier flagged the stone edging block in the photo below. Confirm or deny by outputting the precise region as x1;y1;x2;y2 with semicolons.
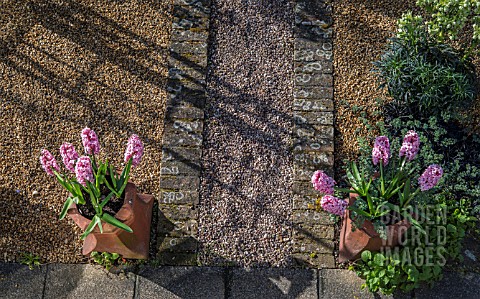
157;0;211;266
292;0;336;268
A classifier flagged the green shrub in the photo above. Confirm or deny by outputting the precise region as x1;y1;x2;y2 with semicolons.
374;13;476;122
416;0;480;57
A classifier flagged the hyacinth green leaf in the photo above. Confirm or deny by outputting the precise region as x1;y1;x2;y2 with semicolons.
97;217;103;234
101;213;133;233
401;178;411;206
95;162;107;189
59;197;75;220
72;183;85;204
104;176;115;194
385;202;400;213
351;162;362;182
346;169;359;190
99;191;115;208
376;202;391;217
336;187;357;194
80;215;101;240
117;159;132;196
349;206;371;217
54;171;74;194
109;165;118;184
86;180;100;199
403;212;426;235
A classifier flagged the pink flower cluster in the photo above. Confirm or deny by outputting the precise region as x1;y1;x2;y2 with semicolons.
81;127;100;155
124;134;144;167
321;195;348;216
418;164;443;191
60;143;79;172
311;170;336;195
372;136;390;166
399;130;420;161
40;149;60;176
75;156;94;187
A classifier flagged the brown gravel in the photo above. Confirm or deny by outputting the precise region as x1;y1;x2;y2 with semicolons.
0;0;172;263
333;0;418;170
198;0;294;267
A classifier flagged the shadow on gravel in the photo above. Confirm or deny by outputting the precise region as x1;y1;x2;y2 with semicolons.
1;0;170;262
0;187;82;263
1;0;168;134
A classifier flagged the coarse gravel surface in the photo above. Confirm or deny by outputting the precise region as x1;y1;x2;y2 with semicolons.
0;0;172;263
333;0;418;172
198;0;295;267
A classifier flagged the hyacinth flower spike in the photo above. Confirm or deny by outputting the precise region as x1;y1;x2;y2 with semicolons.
105;134;145;198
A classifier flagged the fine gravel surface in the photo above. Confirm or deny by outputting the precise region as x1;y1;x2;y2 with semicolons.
198;0;295;267
0;0;171;263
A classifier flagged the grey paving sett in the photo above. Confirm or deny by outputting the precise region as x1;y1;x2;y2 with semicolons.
0;263;46;299
43;264;135;299
136;266;225;299
229;268;318;299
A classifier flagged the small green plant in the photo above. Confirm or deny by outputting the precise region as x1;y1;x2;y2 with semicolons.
352;193;476;295
90;252;123;271
374;12;476;122
19;252;41;270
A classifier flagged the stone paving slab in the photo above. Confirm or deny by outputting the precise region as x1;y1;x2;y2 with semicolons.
44;264;135;299
136;266;224;299
2;263;480;298
229;268;318;299
0;263;46;299
414;271;480;298
318;269;411;299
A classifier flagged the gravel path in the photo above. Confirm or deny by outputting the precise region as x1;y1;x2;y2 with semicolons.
198;0;294;267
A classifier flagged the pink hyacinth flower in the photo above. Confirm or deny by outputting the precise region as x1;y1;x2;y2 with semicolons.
81;127;100;155
124;134;144;167
60;143;79;173
40;149;60;176
75;156;94;187
321;195;348;216
418;164;443;191
372;136;390;166
311;170;336;195
399;130;420;161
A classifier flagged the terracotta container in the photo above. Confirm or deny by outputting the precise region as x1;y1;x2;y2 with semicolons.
67;182;154;259
338;193;411;263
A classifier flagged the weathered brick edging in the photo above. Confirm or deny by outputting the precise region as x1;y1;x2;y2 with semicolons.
158;0;211;265
291;0;336;268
